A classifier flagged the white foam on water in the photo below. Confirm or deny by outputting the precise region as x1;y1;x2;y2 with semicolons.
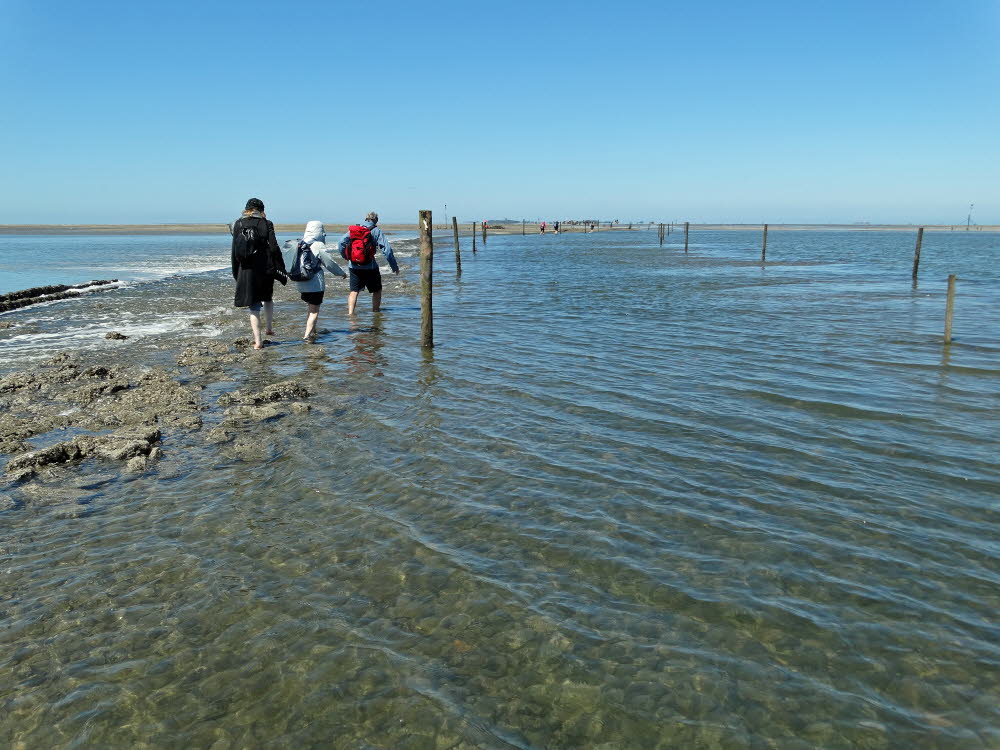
112;259;230;279
0;312;225;362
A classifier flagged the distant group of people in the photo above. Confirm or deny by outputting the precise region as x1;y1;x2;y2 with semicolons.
231;198;398;350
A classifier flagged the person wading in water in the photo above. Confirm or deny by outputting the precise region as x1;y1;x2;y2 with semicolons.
231;198;285;349
336;211;399;316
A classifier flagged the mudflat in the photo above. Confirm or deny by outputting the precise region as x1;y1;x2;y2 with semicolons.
1;222;995;235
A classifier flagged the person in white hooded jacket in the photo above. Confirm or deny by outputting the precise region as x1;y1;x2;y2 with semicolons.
280;221;347;341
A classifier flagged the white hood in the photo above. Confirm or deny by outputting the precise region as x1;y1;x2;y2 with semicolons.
303;221;325;245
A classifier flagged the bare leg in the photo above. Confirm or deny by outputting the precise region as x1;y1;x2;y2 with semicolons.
249;310;264;349
372;291;382;312
263;301;275;335
304;304;320;340
348;291;359;316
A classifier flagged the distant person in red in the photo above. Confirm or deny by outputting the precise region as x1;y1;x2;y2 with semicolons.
540;221;546;234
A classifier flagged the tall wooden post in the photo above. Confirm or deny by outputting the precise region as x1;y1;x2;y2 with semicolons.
659;223;664;247
452;216;461;275
944;274;956;344
912;227;924;280
482;220;487;245
419;210;433;348
522;219;525;235
762;223;768;262
472;222;476;253
684;222;690;253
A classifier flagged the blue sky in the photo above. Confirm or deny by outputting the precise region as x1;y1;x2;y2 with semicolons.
1;0;997;224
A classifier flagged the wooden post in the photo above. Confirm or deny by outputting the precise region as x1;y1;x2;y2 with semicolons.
684;222;690;253
452;216;461;275
472;222;476;253
419;210;433;348
944;274;956;344
628;221;632;230
482;220;487;245
762;223;768;262
659;223;664;247
522;219;525;235
912;227;924;280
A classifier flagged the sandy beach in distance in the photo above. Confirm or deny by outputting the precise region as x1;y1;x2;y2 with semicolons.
0;222;997;235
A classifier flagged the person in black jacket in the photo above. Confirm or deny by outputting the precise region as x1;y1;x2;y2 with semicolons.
231;198;285;349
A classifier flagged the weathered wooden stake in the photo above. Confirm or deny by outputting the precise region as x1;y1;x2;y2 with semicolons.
762;223;768;261
472;222;476;253
452;216;461;275
912;227;924;280
522;219;525;235
684;222;690;253
944;274;956;344
482;220;487;245
419;210;433;348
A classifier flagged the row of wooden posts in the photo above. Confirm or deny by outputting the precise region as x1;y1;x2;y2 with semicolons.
421;213;489;347
911;227;957;343
419;214;958;348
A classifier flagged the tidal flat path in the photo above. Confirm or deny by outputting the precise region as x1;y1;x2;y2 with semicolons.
1;229;998;748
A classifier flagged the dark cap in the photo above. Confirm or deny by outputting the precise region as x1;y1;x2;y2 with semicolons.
245;198;265;211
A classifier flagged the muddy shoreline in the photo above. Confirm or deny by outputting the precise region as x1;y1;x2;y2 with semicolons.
2;222;997;235
0;317;314;493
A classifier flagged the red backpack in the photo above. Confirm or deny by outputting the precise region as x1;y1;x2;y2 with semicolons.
346;225;376;264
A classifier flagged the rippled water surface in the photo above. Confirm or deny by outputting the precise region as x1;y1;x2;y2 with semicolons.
1;229;998;748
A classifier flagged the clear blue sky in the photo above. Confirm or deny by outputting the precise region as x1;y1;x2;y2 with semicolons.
1;0;997;224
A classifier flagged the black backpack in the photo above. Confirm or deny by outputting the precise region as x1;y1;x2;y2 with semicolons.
233;216;267;262
287;240;322;282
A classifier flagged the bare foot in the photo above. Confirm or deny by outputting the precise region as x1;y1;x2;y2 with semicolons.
265;329;275;336
253;342;264;350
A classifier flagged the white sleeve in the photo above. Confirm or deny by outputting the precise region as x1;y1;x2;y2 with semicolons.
316;248;347;277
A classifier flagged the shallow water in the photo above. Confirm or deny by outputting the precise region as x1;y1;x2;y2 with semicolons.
1;229;999;748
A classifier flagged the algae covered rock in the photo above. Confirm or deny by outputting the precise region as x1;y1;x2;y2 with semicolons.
4;427;161;474
218;380;310;407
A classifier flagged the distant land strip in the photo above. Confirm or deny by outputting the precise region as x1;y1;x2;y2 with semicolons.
0;223;996;235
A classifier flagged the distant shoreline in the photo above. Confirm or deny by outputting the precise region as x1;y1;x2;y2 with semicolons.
0;223;996;235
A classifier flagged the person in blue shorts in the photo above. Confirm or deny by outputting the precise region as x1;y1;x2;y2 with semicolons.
336;211;399;315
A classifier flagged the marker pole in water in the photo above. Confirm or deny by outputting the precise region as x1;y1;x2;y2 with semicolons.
482;221;487;245
522;219;525;236
912;227;924;280
472;222;476;253
762;223;768;262
452;216;461;275
944;274;956;344
419;210;434;349
684;222;690;253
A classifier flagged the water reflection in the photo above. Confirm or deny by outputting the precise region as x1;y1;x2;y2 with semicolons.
344;319;387;378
